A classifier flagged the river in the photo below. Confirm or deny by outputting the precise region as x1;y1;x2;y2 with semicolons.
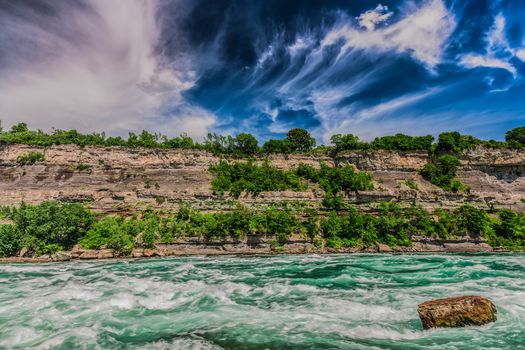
1;254;524;349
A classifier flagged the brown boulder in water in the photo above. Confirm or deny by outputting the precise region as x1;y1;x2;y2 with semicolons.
418;295;497;329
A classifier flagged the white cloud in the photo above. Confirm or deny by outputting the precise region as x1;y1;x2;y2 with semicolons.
322;0;456;68
0;0;215;139
287;36;314;57
459;54;517;77
314;88;441;142
458;13;523;78
356;4;393;31
517;49;525;61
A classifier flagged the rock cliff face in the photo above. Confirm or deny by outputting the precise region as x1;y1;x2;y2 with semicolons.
0;144;523;214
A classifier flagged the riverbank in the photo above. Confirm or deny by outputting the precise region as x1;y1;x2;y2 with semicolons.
1;239;516;263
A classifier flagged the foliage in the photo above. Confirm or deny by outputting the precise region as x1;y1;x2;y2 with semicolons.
1;201;94;255
0;225;22;257
285;128;316;152
261;139;290;154
405;179;418;190
330;134;367;153
372;134;434;151
234;133;259;156
1;122;523;157
209;160;307;197
1;200;525;256
76;163;91;171
202;132;260;157
17;152;45;165
330;133;434;153
505;126;525;146
295;163;374;196
435;132;481;154
420;155;468;192
489;209;525;249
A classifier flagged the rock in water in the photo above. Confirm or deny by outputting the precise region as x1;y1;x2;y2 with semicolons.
418;296;497;329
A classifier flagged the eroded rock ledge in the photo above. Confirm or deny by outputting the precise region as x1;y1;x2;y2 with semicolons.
0;144;523;215
0;240;502;263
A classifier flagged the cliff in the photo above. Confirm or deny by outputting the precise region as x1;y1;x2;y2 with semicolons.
0;144;524;214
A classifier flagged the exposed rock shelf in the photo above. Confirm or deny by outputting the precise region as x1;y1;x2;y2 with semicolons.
0;144;524;214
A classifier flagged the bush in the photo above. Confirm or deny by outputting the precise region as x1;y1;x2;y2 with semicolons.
420;155;468;192
76;163;91;171
330;134;364;153
0;225;22;257
262;139;290;154
435;132;481;154
296;163;374;196
1;200;524;257
209;160;307;197
372;134;434;151
505;126;525;146
2;201;94;254
1;122;523;157
17;152;44;165
80;216;124;249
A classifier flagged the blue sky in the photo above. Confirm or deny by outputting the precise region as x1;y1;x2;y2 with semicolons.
0;0;524;142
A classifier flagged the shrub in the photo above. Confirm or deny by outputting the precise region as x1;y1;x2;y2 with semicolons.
0;225;22;257
435;132;481;154
209;161;307;197
17;152;44;165
330;134;364;153
262;139;290;154
405;179;418;190
505;126;525;146
420;155;468;192
371;134;434;151
2;201;94;253
76;163;91;171
296;163;374;196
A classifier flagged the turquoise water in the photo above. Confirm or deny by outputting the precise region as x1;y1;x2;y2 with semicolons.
1;254;524;349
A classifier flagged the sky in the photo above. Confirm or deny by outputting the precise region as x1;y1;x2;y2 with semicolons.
0;0;524;143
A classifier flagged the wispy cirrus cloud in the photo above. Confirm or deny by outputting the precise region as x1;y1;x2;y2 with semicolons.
0;0;215;138
0;0;524;143
321;0;456;69
458;13;523;78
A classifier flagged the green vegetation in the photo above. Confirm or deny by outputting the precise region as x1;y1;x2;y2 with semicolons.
76;163;91;171
209;161;307;197
420;154;468;192
0;201;94;256
209;161;373;199
284;128;316;152
330;133;435;153
330;130;522;155
295;163;374;196
16;151;45;165
404;179;418;190
506;126;525;146
1;201;525;257
1;122;523;156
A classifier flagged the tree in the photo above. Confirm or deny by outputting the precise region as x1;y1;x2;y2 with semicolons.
285;128;316;152
506;126;525;146
234;133;258;156
436;132;480;154
262;139;290;154
420;154;467;192
10;122;29;133
330;134;361;152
